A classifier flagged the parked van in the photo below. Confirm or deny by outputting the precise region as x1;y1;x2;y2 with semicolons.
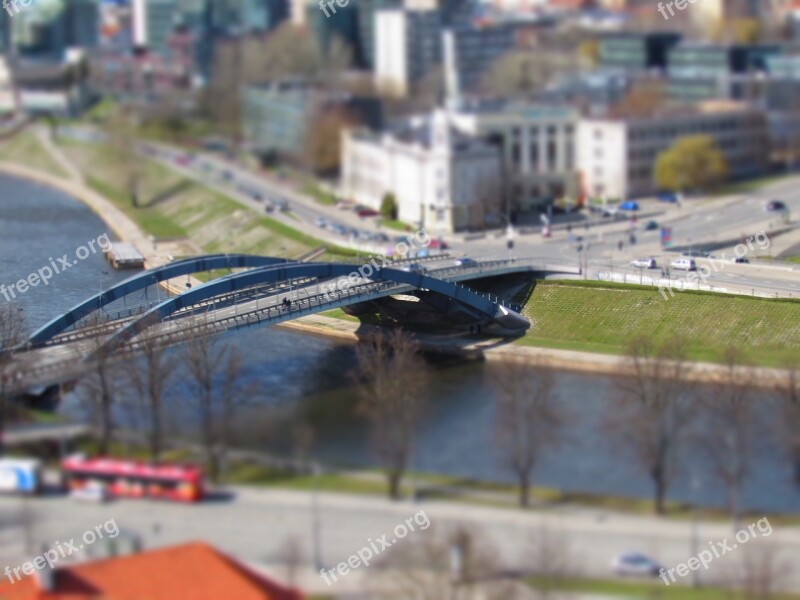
670;258;697;271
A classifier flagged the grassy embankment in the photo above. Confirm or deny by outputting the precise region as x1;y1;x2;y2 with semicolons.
519;280;800;367
55;137;359;261
526;577;800;600
0;130;69;179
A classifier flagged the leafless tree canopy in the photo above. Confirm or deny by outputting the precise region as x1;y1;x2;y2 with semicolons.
491;359;564;508
0;304;27;456
699;345;761;525
379;526;514;600
128;331;177;462
183;321;250;482
353;329;430;499
606;335;696;514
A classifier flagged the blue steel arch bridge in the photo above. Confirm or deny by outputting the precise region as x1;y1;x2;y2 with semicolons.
5;254;579;398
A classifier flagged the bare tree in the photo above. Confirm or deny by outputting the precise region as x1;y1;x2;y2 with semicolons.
380;526;514;600
699;345;760;526
776;362;800;484
183;322;249;482
527;525;580;599
107;105;143;207
79;314;121;454
129;331;176;462
353;329;429;499
0;304;26;457
605;335;697;515
491;359;564;508
273;535;306;588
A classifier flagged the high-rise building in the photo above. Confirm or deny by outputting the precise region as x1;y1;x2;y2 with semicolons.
66;0;100;49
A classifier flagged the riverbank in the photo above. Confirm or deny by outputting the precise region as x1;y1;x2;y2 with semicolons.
2;128;798;384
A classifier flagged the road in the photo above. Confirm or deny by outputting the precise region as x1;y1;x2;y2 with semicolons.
0;486;797;595
55;125;800;297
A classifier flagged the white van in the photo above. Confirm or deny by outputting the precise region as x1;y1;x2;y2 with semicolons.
671;258;697;271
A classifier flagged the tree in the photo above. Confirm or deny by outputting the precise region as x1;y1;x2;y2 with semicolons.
610;81;667;118
183;319;249;482
79;314;122;455
353;329;429;499
481;49;580;99
776;362;800;484
380;193;398;220
491;359;564;508
655;135;728;193
605;336;696;514
381;526;513;599
129;331;176;462
304;108;356;175
0;304;26;457
107;105;143;207
699;346;760;526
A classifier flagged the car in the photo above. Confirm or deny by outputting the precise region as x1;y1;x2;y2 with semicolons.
455;257;478;267
765;199;788;212
70;482;110;503
612;552;664;577
681;250;708;258
671;258;697;271
315;216;328;228
619;200;640;211
631;257;657;269
657;192;679;203
357;208;380;218
399;263;426;274
645;220;659;231
731;256;750;264
429;239;449;250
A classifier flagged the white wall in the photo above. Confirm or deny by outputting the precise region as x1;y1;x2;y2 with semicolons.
375;11;409;97
577;120;628;201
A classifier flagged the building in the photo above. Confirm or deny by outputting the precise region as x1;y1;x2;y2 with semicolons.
449;100;581;211
135;0;178;55
243;80;382;164
342;110;502;232
598;31;681;72
66;0;101;49
577;100;769;199
0;541;304;600
10;58;93;116
668;42;781;77
0;57;17;115
374;8;518;96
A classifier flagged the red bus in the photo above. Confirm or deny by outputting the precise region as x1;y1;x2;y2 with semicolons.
61;456;205;503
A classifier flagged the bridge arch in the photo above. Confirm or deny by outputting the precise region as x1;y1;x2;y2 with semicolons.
29;254;292;345
100;262;529;353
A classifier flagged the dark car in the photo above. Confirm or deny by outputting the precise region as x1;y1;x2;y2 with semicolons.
357;208;380;218
765;200;788;212
645;220;659;231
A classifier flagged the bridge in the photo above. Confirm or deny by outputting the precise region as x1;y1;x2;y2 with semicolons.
5;254;579;395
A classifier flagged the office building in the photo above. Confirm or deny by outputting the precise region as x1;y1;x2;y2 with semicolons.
577;100;769;199
341;110;503;232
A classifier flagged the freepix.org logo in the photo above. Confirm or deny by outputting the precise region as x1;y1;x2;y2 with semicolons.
3;0;35;17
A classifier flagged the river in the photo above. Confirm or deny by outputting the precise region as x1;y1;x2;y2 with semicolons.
1;173;797;514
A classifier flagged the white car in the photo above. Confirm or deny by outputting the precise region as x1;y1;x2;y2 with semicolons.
671;258;697;271
612;552;664;577
70;482;110;503
630;257;657;269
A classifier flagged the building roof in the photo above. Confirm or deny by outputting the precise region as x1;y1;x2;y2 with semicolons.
0;542;304;600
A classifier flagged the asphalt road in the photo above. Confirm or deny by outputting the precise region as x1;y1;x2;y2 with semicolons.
1;486;798;594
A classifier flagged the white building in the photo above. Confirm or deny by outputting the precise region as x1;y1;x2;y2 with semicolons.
577;100;769;200
341;110;502;233
449;100;581;211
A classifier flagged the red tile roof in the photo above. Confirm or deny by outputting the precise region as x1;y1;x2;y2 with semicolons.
0;542;304;600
